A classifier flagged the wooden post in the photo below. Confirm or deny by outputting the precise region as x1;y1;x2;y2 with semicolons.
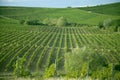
54;59;57;78
86;61;89;80
111;63;114;80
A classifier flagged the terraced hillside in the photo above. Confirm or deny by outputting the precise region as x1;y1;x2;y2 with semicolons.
0;3;120;78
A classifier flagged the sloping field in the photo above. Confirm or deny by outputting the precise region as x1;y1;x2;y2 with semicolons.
0;2;120;79
0;6;119;25
0;23;120;72
79;2;120;16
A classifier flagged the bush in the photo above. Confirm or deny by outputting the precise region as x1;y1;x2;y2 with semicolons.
43;18;57;26
26;20;40;25
103;19;112;28
64;47;107;78
44;64;55;78
98;22;104;29
98;19;112;29
43;18;51;26
20;20;25;24
56;17;68;27
13;57;31;77
114;71;120;80
111;19;120;32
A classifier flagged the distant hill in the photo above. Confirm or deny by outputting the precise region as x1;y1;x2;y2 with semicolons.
0;3;120;25
79;2;120;16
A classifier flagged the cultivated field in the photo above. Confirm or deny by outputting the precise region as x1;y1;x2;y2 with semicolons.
0;2;120;80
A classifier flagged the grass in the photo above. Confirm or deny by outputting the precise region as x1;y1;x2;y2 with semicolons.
79;2;120;16
0;5;120;25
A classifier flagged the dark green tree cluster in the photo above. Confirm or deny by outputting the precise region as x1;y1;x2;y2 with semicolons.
111;19;120;32
20;20;25;25
56;17;68;27
26;20;40;25
20;20;42;25
43;17;68;27
13;57;31;77
20;17;68;27
98;19;112;29
98;19;120;32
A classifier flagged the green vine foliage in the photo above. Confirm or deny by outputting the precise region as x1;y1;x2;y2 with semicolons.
44;63;55;78
13;57;31;77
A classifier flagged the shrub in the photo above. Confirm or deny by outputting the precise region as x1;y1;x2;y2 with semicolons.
98;19;112;29
64;47;107;78
26;20;40;25
103;19;112;28
43;18;57;26
20;20;25;24
43;18;51;26
44;64;55;78
13;57;31;77
98;22;104;29
111;19;120;32
56;17;68;27
114;71;120;80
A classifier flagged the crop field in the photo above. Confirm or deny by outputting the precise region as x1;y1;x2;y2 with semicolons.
0;2;120;79
0;25;120;71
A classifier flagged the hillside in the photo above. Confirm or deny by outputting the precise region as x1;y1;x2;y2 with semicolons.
0;6;120;25
79;2;120;16
0;3;120;79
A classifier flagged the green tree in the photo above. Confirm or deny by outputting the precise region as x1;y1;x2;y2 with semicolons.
64;47;107;78
13;57;31;77
43;18;51;25
103;19;112;29
20;20;25;25
26;20;40;25
98;22;104;29
43;18;57;26
98;19;112;30
111;19;120;32
56;17;68;27
44;63;56;78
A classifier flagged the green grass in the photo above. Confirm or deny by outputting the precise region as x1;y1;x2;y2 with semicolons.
79;2;120;16
0;5;120;25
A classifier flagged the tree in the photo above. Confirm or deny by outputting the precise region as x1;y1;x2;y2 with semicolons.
26;20;40;25
64;47;107;78
56;17;68;27
98;22;104;29
43;18;57;26
103;19;112;27
43;18;51;26
13;57;31;77
20;20;25;25
98;19;112;30
111;19;120;32
44;64;55;78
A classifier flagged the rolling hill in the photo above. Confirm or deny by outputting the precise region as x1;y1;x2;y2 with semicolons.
0;2;120;79
0;4;120;25
79;2;120;16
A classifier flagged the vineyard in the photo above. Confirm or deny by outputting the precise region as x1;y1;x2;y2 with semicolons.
0;3;120;79
0;25;120;72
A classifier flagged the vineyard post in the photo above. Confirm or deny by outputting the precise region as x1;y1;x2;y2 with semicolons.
111;63;114;80
54;59;57;78
17;56;19;78
86;48;90;80
86;59;89;80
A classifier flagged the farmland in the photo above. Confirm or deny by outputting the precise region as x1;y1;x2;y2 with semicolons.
0;2;120;79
